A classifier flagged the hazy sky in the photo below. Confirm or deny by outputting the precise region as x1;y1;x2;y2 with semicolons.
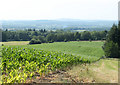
0;0;119;20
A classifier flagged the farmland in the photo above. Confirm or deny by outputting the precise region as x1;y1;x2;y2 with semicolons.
6;41;104;61
1;41;118;83
1;45;90;83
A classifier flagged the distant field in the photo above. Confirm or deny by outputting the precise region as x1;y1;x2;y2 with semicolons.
4;41;104;61
74;30;86;32
2;41;29;45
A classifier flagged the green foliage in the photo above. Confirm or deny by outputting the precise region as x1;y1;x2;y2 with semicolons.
1;47;91;83
2;29;107;42
103;41;119;58
103;24;120;58
107;24;118;43
48;40;54;43
118;21;120;46
77;39;80;41
64;39;68;42
2;32;7;42
81;31;91;40
29;39;41;44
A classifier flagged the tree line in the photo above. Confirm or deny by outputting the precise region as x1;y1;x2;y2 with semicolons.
2;29;108;43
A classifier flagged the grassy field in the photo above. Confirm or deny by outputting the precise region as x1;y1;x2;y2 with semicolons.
2;41;118;83
5;41;104;61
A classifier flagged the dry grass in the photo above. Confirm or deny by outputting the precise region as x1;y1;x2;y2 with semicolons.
2;41;29;45
67;58;118;83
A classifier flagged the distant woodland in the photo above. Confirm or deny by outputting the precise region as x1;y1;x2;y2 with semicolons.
2;29;107;43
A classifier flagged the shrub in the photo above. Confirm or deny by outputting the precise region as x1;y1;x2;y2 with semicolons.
64;39;67;42
77;39;80;42
29;39;41;44
48;40;54;43
89;39;92;42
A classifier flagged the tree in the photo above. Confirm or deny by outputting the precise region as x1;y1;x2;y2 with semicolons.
19;32;30;41
38;35;46;43
46;34;54;42
33;29;36;31
103;24;120;58
107;24;118;43
14;32;19;41
103;41;119;58
33;31;38;36
5;29;8;31
28;29;32;31
74;32;81;40
81;31;91;40
2;31;7;41
118;21;120;47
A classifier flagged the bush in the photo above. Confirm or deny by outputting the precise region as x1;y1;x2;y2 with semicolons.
77;39;80;42
64;39;67;42
48;40;54;43
89;39;92;42
29;39;41;44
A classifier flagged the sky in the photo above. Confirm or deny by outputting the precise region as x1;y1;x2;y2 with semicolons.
0;0;119;20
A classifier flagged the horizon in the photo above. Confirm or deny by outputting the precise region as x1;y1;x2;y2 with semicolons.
0;19;118;21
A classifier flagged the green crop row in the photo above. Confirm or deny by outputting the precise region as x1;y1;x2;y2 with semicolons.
1;47;91;83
